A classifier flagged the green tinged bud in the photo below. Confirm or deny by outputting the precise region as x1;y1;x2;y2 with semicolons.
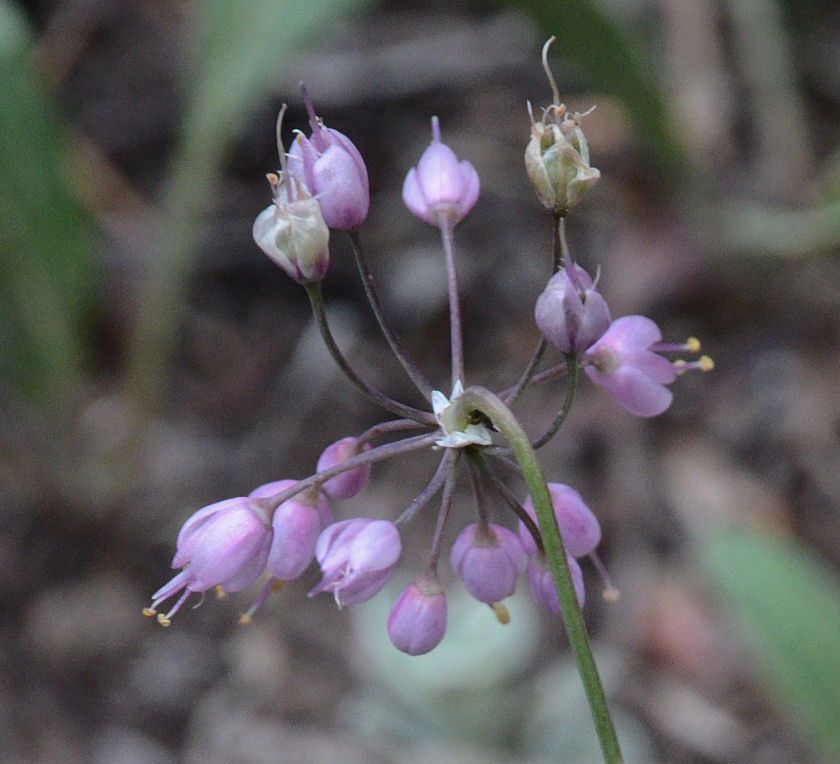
524;38;600;216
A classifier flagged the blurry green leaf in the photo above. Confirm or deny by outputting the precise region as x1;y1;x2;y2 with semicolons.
0;0;95;403
506;0;682;176
125;0;370;413
706;529;840;759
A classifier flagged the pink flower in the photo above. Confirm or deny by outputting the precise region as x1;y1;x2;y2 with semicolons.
527;553;585;615
402;117;480;228
316;437;372;499
249;480;332;581
534;261;610;354
287;87;369;230
520;483;601;559
584;315;676;417
144;497;272;625
387;575;447;655
450;523;526;604
308;519;401;606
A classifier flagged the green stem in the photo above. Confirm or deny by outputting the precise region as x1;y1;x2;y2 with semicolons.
532;353;579;449
348;230;434;400
451;386;623;764
304;282;434;424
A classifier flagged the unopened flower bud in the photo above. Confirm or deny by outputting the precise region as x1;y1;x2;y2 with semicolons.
253;173;330;283
287;85;369;230
316;437;372;499
450;523;526;604
387;575;447;655
309;518;401;607
402;117;480;229
249;480;332;581
520;482;601;559
535;261;611;354
527;553;585;615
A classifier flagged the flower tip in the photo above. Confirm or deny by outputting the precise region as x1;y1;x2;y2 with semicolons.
430;115;441;142
492;602;511;624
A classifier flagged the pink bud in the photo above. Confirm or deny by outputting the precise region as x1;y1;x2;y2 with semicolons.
527;553;585;615
520;483;601;559
387;575;447;655
450;523;526;604
316;437;372;499
249;480;332;581
535;261;610;354
402;117;479;228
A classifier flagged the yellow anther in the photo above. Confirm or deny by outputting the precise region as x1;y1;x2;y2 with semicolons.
214;586;227;600
492;603;511;624
272;580;285;593
699;355;714;371
238;613;252;626
602;587;621;603
156;614;172;627
142;607;157;618
686;337;701;353
673;359;686;370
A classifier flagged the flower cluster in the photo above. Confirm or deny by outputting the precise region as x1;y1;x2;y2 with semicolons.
145;44;711;656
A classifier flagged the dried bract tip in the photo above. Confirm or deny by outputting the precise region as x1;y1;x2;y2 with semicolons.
492;602;511;624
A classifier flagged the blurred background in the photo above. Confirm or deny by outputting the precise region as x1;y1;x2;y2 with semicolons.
2;0;840;761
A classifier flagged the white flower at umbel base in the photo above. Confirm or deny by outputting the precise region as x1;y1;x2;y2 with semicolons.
432;381;493;448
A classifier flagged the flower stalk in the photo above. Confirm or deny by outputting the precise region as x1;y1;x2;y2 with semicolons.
448;385;623;763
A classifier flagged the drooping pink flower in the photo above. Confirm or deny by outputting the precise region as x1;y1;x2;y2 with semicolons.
316;437;372;499
308;518;401;607
402;117;480;228
520;482;601;559
527;553;585;615
450;523;526;604
584;315;677;417
387;575;448;655
144;496;272;625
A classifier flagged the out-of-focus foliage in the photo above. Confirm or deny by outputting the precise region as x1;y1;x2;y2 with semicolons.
0;0;95;404
706;529;840;760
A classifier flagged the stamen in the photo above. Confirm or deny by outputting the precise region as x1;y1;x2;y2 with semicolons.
492;602;511;624
275;104;288;173
240;578;284;624
673;356;715;374
589;551;620;602
299;82;324;149
158;588;192;626
653;337;701;354
142;607;157;617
